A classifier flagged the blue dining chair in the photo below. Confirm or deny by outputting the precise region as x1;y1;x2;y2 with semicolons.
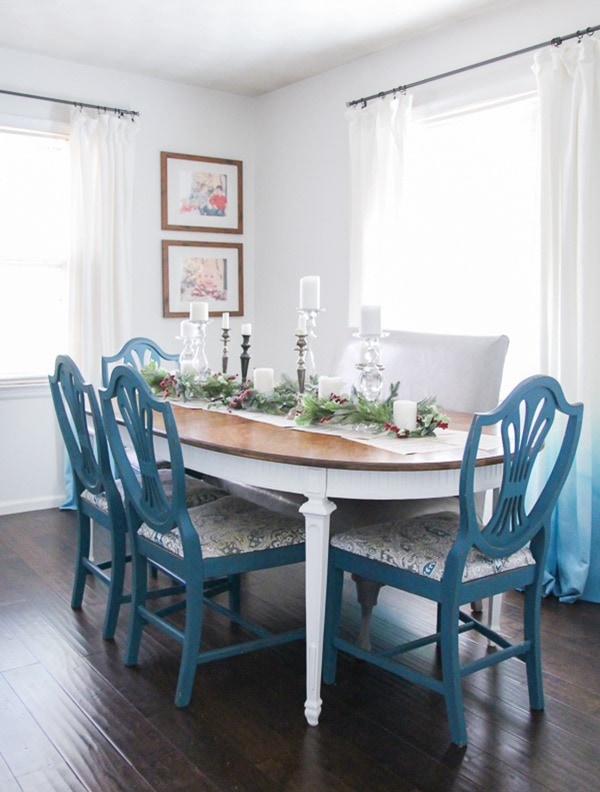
101;336;179;389
323;375;583;747
100;364;306;708
49;355;230;639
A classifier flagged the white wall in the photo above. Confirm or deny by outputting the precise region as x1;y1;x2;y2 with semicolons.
0;47;255;513
1;0;597;513
254;0;599;377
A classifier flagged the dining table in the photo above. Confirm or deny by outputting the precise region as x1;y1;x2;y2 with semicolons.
150;403;504;726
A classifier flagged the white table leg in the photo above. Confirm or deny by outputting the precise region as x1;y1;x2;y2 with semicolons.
300;493;337;726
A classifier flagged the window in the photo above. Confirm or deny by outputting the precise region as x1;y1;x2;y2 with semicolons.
383;93;540;393
0;127;69;381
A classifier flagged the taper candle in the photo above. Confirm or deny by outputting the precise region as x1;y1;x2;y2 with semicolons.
221;311;230;329
241;323;252;336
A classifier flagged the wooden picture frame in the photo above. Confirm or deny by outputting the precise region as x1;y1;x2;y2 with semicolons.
162;240;244;318
161;151;243;233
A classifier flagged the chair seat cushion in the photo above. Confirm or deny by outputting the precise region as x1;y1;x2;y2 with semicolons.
138;496;305;559
330;511;534;583
81;470;227;514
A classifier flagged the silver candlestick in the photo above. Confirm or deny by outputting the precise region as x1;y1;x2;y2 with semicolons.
221;328;231;374
294;329;309;393
297;307;324;377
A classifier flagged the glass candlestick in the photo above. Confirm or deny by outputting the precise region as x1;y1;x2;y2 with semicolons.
191;319;211;382
297;307;324;377
355;332;388;402
240;335;251;383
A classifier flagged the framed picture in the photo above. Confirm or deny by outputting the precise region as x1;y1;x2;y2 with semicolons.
161;151;243;233
162;240;244;318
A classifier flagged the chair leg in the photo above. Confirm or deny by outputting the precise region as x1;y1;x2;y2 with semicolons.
228;573;241;615
440;601;468;747
124;554;148;667
71;512;92;610
323;564;344;684
175;577;204;708
102;528;127;640
352;575;383;651
523;583;544;710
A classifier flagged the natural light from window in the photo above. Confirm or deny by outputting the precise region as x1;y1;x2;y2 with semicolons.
0;128;69;380
383;93;540;393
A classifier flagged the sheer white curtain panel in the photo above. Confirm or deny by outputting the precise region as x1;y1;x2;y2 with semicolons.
534;37;600;602
69;109;139;384
346;95;412;327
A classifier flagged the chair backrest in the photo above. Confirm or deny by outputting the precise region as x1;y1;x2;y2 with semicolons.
100;365;194;543
101;337;179;387
458;375;583;564
332;328;509;412
49;354;121;507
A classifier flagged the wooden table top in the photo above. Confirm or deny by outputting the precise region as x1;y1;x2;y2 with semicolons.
163;405;503;473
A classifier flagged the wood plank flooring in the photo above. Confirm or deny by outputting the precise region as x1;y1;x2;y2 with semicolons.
0;507;598;791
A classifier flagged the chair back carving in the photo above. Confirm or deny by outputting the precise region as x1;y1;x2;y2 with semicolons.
101;337;179;387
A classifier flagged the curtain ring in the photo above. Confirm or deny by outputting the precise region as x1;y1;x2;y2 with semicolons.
551;36;562;47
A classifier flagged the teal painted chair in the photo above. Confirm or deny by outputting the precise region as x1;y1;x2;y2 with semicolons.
100;364;306;708
101;336;179;388
49;355;229;640
323;375;583;747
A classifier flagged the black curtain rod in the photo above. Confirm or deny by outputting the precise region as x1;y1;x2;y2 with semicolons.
347;23;600;108
0;88;139;117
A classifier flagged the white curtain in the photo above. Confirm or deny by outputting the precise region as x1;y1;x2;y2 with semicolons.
69;109;139;383
346;95;412;327
534;38;600;602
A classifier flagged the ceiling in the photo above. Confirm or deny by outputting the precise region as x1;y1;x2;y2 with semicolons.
0;0;516;97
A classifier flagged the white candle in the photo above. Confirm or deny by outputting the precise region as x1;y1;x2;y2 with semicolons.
221;312;230;329
190;301;209;321
393;399;417;431
318;375;344;400
253;367;274;394
359;305;382;336
241;323;252;336
180;319;195;338
299;276;320;309
297;313;307;333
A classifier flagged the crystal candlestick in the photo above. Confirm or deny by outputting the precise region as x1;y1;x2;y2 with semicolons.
190;319;211;382
240;335;251;383
297;307;324;378
355;332;388;402
221;328;231;374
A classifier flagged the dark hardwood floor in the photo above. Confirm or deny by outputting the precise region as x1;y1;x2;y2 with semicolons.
0;507;598;791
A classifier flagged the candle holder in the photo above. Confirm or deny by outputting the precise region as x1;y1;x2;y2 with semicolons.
177;328;197;376
355;332;388;402
190;319;211;382
294;330;309;394
297;307;324;377
221;328;231;374
240;335;251;383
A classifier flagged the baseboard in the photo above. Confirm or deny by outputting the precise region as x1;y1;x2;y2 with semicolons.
0;494;65;516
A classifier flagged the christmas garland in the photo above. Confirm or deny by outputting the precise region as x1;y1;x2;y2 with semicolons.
139;362;449;437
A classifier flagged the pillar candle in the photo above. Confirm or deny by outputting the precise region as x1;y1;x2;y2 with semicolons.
359;305;382;336
241;323;252;336
180;319;195;338
253;367;274;394
221;312;230;329
190;301;208;321
318;375;344;400
393;399;417;431
299;276;320;309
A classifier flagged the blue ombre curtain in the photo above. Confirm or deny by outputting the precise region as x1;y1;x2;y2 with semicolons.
534;38;600;603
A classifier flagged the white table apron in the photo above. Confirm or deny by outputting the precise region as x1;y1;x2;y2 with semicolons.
151;430;502;727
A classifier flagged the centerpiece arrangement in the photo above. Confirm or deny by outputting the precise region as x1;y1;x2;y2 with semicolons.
140;362;449;438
